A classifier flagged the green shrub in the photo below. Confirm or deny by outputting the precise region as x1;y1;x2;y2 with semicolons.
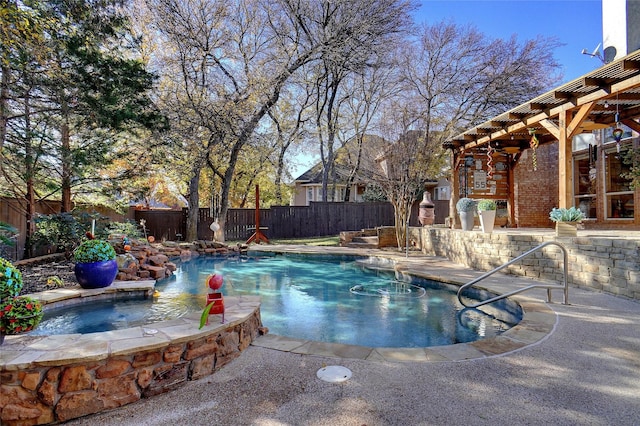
47;276;64;288
549;207;585;222
73;240;116;263
0;259;43;335
106;220;142;239
31;212;113;256
0;257;23;301
0;221;18;247
0;296;43;334
456;198;477;213
477;199;497;211
361;185;388;202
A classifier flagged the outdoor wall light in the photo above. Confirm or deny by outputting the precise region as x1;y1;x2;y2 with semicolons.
464;155;475;166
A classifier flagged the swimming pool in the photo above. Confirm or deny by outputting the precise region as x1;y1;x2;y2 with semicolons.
33;254;522;347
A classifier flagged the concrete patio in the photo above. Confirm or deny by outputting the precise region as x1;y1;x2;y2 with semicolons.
63;244;640;426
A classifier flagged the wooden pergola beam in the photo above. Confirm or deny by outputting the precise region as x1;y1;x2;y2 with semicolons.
623;59;640;70
567;102;596;138
554;91;573;100
529;102;547;111
539;119;560;139
622;118;640;133
508;112;527;120
614;93;640;101
583;77;610;91
460;75;640;152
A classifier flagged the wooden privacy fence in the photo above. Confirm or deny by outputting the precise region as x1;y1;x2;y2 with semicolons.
2;198;449;259
135;200;449;242
0;197;62;261
135;209;186;242
0;197;134;261
429;200;450;226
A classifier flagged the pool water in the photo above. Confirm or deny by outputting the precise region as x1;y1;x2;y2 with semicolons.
33;254;522;348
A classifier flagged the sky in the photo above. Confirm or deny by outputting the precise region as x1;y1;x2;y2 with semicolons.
290;0;605;178
415;0;605;83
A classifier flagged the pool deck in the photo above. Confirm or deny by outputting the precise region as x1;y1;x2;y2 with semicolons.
62;244;640;426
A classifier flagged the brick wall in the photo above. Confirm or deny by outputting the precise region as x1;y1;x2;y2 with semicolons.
419;228;640;300
514;143;559;227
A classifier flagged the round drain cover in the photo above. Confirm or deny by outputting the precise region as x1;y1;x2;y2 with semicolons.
316;365;352;383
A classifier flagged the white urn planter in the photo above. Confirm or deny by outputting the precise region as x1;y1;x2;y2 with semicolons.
459;211;475;231
478;209;496;233
456;198;477;231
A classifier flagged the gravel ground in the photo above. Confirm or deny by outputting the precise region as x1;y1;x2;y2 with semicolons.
16;258;79;295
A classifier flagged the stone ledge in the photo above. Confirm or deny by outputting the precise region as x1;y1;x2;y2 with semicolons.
0;296;260;369
22;280;156;307
0;295;262;425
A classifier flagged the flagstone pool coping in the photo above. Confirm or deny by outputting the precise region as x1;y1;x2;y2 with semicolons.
0;249;558;369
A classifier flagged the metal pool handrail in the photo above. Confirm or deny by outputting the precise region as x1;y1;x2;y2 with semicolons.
457;241;569;308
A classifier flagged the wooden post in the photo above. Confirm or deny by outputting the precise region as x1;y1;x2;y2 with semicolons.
246;185;269;244
507;153;518;227
558;110;573;209
450;151;460;228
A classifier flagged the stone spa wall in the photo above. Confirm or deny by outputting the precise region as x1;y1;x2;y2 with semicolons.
419;228;640;300
0;296;262;425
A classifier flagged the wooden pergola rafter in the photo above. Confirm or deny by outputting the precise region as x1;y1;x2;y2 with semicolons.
445;49;640;212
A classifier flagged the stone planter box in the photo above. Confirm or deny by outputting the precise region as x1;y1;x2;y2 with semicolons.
555;222;578;237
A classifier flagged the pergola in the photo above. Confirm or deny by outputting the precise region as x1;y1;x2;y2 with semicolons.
444;49;640;226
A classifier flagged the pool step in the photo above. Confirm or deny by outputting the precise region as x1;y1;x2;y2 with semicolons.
346;236;379;249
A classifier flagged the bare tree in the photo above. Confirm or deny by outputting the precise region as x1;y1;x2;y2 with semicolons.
141;0;415;240
373;103;434;249
402;22;561;143
267;83;314;205
337;55;401;201
311;61;349;201
370;22;562;248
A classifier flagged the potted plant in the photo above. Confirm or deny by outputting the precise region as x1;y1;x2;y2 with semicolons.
477;199;497;233
73;239;118;289
0;296;43;335
549;207;585;237
0;257;23;301
456;198;477;231
0;257;43;343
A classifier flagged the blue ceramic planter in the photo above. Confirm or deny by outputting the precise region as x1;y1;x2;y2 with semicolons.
74;259;118;289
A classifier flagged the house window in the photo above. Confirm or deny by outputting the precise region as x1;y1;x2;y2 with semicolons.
573;154;597;218
604;143;634;219
434;185;451;201
572;133;595;151
307;187;313;205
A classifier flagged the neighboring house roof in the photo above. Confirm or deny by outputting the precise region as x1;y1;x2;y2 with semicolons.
294;134;388;184
295;162;350;184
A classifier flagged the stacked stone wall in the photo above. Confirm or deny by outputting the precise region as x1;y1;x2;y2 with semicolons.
0;312;261;425
377;226;398;248
420;228;640;300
